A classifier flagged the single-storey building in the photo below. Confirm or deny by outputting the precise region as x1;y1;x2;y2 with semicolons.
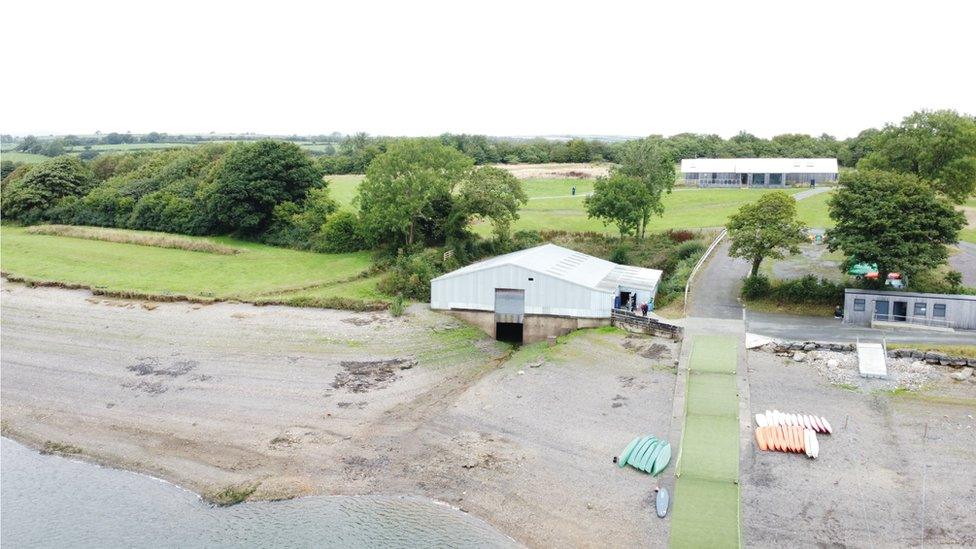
842;288;976;331
680;158;838;188
430;243;663;343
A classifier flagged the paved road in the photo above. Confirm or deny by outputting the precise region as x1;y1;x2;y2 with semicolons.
686;239;749;319
950;241;976;286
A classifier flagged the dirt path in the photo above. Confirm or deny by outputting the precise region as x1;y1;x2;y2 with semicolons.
0;281;681;548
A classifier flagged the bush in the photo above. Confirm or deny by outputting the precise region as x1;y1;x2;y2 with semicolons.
742;274;844;305
389;294;406;317
674;240;706;260
378;249;445;301
741;275;772;299
666;229;696;243
317;211;365;253
609;245;630;264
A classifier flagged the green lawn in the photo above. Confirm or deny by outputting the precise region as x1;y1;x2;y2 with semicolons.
485;187;806;235
795;191;834;228
326;174;365;208
1;151;50;164
0;225;383;304
65;143;195;152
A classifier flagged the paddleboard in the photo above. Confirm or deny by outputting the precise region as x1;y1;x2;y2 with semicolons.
804;429;812;457
625;437;654;468
755;413;767;427
821;417;833;434
810;430;820;458
651;443;671;476
765;410;773;426
618;437;642;468
802;415;812;430
656;487;669;518
813;416;825;433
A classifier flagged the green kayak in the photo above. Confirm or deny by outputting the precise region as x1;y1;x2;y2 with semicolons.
617;437;641;468
626;436;656;469
651;443;672;476
637;440;662;473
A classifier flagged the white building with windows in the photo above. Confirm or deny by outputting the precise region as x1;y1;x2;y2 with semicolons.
680;158;838;188
430;244;662;343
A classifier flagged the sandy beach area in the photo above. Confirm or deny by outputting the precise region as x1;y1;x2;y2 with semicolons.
0;280;679;548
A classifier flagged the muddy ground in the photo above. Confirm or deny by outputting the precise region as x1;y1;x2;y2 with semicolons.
0;280;678;548
743;350;976;547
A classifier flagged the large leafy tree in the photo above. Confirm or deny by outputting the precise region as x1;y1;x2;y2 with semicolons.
1;156;95;223
726;191;807;277
357;139;473;247
611;138;676;238
584;172;650;238
827;169;965;281
858;110;976;203
454;166;527;241
206;140;322;235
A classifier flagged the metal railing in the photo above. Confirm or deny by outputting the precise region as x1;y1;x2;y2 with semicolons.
871;312;954;329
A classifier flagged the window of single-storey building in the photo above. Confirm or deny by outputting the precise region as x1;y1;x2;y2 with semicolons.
853;298;865;311
913;302;927;316
933;303;947;318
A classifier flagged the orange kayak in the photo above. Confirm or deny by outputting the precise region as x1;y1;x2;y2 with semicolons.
755;428;767;451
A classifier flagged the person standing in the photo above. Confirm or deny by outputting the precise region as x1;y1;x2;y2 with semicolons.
641;302;648;317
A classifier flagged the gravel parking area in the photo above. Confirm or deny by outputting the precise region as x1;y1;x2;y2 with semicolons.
742;351;976;547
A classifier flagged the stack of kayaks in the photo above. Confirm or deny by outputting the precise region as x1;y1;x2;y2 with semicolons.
616;435;672;476
753;409;832;459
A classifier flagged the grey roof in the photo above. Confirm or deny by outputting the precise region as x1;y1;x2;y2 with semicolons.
432;243;662;292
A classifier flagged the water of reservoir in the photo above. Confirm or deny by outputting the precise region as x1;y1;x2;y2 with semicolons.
0;438;518;548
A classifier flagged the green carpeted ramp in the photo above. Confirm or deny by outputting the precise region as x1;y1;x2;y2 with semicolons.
670;335;741;549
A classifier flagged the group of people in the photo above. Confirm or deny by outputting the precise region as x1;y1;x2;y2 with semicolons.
621;294;649;317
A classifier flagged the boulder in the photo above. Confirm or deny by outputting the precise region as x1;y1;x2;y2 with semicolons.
792;351;807;362
803;343;817;351
951;367;973;381
950;359;968;367
826;359;840;368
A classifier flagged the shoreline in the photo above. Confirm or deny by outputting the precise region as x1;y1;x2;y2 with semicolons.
0;281;681;547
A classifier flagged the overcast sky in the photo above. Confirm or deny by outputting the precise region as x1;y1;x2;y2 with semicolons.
4;0;974;139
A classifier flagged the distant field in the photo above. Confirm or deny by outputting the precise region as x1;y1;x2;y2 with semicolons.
326;176;824;235
327;174;365;208
65;143;194;152
478;187;808;235
0;225;385;305
1;151;49;164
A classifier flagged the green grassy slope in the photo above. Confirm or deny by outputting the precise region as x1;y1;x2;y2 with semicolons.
0;225;380;303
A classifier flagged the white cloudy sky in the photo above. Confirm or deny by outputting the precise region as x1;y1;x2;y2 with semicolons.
3;0;974;138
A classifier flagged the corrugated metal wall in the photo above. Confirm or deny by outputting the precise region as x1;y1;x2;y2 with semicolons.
431;264;613;318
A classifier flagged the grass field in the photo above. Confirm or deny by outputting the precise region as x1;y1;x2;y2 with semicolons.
0;225;387;306
326;176;828;236
1;151;50;164
65;143;195;152
671;335;741;548
494;187;807;235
